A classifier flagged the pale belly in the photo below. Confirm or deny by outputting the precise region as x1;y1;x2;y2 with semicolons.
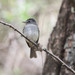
23;24;39;42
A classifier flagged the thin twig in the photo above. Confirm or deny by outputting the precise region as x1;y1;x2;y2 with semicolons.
0;20;75;74
43;49;75;74
0;21;38;47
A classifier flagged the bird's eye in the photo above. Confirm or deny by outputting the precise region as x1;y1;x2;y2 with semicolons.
73;47;75;49
28;20;31;23
69;51;72;54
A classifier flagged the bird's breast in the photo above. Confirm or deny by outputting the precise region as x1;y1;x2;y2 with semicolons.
23;24;39;42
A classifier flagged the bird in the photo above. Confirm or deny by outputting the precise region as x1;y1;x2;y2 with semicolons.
23;18;39;58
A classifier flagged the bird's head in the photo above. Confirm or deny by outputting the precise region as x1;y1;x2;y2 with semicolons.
23;18;37;25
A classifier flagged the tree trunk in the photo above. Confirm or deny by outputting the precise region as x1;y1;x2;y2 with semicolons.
43;0;75;75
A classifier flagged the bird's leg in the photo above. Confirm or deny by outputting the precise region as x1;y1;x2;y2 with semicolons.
36;43;42;52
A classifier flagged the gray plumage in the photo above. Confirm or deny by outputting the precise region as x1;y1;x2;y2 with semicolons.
23;24;39;43
23;18;39;58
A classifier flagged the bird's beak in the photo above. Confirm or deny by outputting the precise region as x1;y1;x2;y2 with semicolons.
22;21;26;23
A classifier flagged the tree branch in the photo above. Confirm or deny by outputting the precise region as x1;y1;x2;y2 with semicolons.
0;20;75;74
0;21;38;47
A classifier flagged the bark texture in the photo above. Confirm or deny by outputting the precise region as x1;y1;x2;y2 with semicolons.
43;0;75;75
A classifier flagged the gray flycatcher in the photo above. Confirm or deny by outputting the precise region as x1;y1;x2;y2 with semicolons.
23;18;39;58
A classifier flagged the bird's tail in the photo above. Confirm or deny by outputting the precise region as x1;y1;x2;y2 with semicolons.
30;48;37;58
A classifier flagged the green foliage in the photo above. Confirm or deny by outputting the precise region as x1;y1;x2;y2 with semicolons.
2;11;14;22
0;0;35;22
20;11;30;21
19;2;34;20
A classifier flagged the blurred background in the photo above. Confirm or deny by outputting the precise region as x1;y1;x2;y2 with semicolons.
0;0;62;75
